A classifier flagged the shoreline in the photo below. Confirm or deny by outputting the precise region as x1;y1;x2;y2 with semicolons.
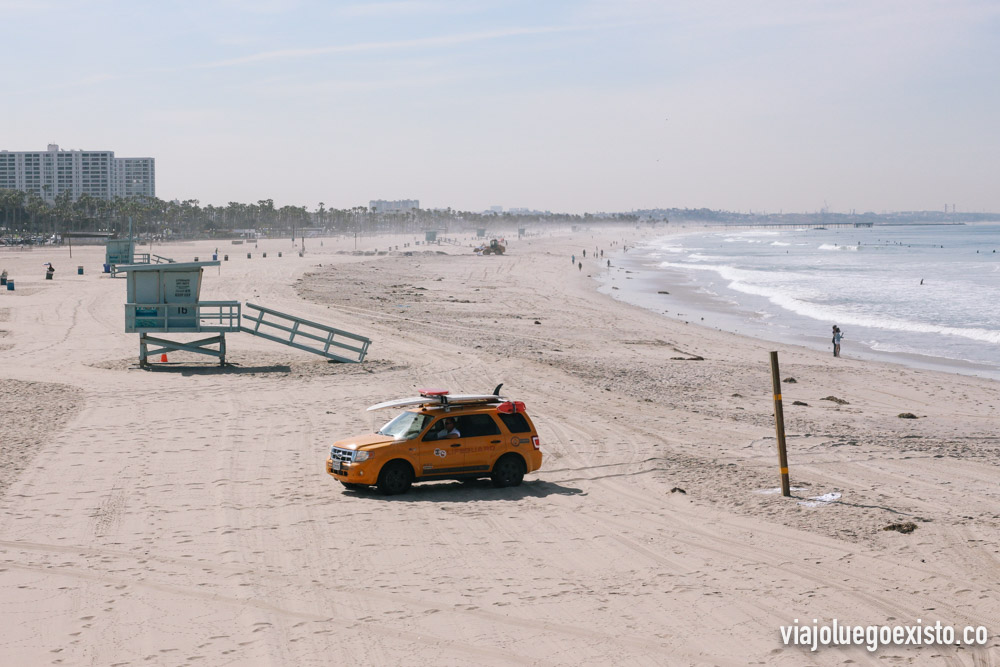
597;230;1000;383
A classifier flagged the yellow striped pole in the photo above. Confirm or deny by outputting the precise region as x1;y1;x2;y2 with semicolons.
769;351;791;497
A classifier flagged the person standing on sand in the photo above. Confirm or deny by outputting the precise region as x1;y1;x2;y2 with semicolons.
832;325;843;357
578;262;582;271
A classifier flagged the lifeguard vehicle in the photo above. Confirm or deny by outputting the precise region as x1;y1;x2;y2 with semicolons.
326;386;542;495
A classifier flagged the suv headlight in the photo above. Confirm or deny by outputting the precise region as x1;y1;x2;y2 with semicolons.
354;450;372;462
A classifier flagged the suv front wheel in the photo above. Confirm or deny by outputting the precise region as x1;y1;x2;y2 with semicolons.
377;461;414;495
491;454;525;488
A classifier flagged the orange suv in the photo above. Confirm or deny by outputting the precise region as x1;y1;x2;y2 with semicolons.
326;387;542;495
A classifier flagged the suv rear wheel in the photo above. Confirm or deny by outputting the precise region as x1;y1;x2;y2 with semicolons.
491;454;525;488
377;461;414;495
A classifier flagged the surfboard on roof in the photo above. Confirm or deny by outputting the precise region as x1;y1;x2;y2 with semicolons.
367;387;506;412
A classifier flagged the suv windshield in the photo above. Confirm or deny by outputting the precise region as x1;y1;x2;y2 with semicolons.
377;411;431;440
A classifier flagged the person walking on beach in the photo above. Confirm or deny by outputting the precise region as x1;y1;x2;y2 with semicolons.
832;325;843;357
578;262;582;271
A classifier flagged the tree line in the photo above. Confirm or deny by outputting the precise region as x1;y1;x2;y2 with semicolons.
0;189;638;239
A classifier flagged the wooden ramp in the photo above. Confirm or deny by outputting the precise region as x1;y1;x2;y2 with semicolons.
240;302;370;363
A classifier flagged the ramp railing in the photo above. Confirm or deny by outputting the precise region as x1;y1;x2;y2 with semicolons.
240;302;370;363
125;301;242;333
112;254;172;277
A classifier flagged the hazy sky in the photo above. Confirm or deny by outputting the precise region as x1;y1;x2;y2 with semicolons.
5;0;999;214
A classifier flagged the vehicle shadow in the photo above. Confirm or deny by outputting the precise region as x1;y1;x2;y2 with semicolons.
345;479;585;502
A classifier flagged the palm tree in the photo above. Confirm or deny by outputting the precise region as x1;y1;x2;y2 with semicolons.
54;191;73;235
316;202;326;231
74;193;97;231
0;190;15;229
256;198;275;232
24;192;48;234
225;201;245;229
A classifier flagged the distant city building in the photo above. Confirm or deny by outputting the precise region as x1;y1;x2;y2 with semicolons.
369;199;419;213
113;156;156;199
488;205;503;214
0;144;155;204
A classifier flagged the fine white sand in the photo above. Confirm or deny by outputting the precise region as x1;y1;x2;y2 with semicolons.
1;229;998;665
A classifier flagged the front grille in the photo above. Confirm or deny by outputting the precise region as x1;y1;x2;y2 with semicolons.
330;447;355;463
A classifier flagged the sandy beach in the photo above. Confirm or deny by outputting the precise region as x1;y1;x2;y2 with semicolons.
1;228;998;665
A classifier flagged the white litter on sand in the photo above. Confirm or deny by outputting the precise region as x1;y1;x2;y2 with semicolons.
798;492;842;507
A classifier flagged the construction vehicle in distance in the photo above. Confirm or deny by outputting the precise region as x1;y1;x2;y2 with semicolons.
475;238;506;255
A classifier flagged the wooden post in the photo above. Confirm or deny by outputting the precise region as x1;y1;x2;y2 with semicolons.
769;351;791;496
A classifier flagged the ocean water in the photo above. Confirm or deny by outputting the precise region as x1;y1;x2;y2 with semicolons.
602;223;1000;380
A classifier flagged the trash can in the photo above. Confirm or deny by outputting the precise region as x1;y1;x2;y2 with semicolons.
45;272;53;280
278;252;282;257
247;253;251;259
6;281;13;291
212;254;217;261
194;256;199;262
0;276;6;286
262;252;267;258
224;254;229;261
78;266;84;275
103;263;111;273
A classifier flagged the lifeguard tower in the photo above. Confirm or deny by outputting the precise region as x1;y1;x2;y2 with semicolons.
106;238;174;276
119;261;371;367
106;238;143;267
424;230;438;242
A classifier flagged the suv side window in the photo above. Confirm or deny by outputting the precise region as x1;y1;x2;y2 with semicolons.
498;412;531;433
455;414;501;437
422;417;455;441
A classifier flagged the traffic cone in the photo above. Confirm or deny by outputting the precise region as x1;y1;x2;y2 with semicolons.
160;353;168;362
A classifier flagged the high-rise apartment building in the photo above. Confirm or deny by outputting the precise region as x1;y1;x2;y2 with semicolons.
369;199;419;213
113;157;156;198
0;144;155;203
